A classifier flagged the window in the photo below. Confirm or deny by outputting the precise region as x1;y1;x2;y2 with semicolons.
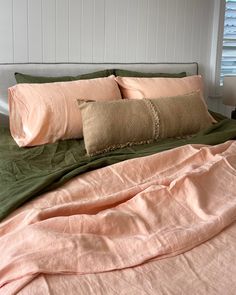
221;0;236;83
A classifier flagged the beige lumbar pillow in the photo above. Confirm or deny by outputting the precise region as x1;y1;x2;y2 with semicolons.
79;91;213;156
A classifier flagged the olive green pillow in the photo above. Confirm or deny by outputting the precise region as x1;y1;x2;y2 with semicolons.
15;69;115;84
79;91;212;156
114;69;186;78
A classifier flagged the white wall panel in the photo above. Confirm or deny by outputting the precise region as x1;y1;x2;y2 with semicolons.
13;0;28;63
190;0;201;61
182;0;194;62
165;0;178;62
156;0;168;62
104;0;116;62
146;0;158;62
173;0;186;62
80;0;94;62
93;0;105;62
115;1;128;62
55;0;69;62
42;0;56;62
69;0;82;62
28;0;42;62
126;0;138;62
0;0;13;63
0;0;216;66
136;0;148;62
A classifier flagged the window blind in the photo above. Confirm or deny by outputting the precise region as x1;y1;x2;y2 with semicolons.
221;0;236;83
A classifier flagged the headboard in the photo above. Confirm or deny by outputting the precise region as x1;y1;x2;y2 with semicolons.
0;62;198;127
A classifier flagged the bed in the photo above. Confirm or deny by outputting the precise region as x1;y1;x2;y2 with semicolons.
0;62;236;295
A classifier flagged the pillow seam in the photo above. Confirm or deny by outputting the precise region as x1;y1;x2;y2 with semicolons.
143;99;160;140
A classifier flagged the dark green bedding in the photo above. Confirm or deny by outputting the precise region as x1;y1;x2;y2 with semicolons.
1;112;236;221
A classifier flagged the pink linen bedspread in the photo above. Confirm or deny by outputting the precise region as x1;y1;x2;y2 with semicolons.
0;141;236;294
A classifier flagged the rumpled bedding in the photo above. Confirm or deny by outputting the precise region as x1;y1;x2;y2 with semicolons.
13;222;236;295
0;140;236;294
1;112;236;221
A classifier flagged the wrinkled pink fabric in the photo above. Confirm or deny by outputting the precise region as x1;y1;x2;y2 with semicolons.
115;75;204;99
0;141;236;294
8;75;122;146
15;222;236;295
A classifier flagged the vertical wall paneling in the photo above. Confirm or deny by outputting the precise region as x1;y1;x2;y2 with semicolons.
93;0;105;62
0;0;13;63
115;1;127;62
196;0;205;64
173;0;186;62
13;0;28;62
80;0;94;62
42;0;56;62
104;0;117;62
28;0;42;62
190;0;201;62
199;0;214;74
146;0;158;62
165;0;177;62
1;0;216;67
182;0;194;62
156;0;167;61
126;0;138;62
55;0;69;62
136;0;148;61
69;0;82;62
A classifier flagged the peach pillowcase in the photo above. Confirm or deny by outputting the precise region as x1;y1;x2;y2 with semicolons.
115;75;215;123
115;75;204;99
8;75;122;147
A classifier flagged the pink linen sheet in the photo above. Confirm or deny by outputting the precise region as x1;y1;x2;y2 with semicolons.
0;141;236;294
14;221;236;295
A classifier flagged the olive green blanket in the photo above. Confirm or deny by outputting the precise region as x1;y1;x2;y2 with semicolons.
1;112;236;221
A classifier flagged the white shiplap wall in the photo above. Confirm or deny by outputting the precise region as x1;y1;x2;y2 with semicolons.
0;0;227;114
0;0;214;64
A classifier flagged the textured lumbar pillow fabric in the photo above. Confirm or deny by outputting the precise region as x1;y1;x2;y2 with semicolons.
115;74;216;123
79;91;213;156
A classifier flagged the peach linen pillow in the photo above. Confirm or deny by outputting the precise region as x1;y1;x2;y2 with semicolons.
115;75;204;99
8;75;122;147
115;75;215;123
